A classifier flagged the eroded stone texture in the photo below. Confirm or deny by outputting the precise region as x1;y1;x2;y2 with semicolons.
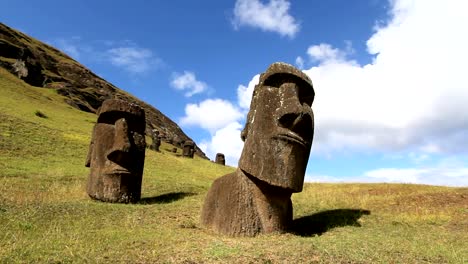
85;99;146;203
150;129;161;152
173;136;183;148
183;141;195;158
215;153;225;166
201;62;315;236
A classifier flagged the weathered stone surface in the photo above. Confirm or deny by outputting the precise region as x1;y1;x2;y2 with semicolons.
166;137;173;145
215;153;225;166
149;129;161;152
201;62;315;236
183;141;195;158
85;99;146;203
173;136;183;148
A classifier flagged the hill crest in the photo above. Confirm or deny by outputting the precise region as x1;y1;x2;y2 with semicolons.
0;22;207;159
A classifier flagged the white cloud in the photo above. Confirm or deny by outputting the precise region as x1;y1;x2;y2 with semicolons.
232;0;300;38
306;158;468;187
55;38;81;59
295;56;304;69
236;74;260;110
170;71;208;97
363;164;468;187
302;0;468;156
50;38;161;76
180;75;261;166
107;46;161;74
307;43;349;63
180;99;243;132
200;122;245;166
50;37;95;60
364;168;425;184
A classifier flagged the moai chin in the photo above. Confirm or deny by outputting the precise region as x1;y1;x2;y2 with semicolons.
201;62;315;236
215;153;225;166
183;141;195;158
85;99;146;203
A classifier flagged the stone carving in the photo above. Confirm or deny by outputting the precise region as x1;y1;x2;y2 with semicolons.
85;99;146;203
183;141;195;158
172;147;177;153
201;62;315;236
215;153;225;166
173;136;183;148
150;129;161;152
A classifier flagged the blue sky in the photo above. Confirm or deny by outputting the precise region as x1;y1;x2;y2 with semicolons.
3;0;467;186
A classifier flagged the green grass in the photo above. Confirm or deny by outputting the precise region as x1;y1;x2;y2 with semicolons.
1;67;467;263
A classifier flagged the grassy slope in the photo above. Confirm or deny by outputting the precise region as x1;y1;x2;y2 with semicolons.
0;68;467;263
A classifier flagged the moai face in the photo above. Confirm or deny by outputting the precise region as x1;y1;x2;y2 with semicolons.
238;62;314;192
183;141;195;158
215;153;225;165
85;99;146;203
152;129;160;138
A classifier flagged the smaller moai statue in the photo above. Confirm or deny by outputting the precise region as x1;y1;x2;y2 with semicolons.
215;153;225;166
150;129;161;152
183;141;195;158
172;147;177;153
85;99;146;203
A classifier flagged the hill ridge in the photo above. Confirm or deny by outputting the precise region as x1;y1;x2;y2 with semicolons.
0;22;207;159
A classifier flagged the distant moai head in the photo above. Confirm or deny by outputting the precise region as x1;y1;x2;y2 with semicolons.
238;62;315;192
215;153;225;166
152;129;160;137
85;99;146;203
173;136;183;147
183;141;195;158
151;129;161;151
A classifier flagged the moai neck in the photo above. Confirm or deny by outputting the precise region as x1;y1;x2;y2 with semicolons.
240;169;293;233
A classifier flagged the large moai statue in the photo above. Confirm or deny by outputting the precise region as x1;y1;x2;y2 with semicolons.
85;99;146;203
215;153;225;166
201;62;315;236
150;129;161;152
183;141;195;158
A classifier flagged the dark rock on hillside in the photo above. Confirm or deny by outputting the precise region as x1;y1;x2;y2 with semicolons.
0;23;207;159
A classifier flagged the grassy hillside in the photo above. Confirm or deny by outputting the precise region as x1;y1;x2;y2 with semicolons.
0;67;467;263
0;22;208;159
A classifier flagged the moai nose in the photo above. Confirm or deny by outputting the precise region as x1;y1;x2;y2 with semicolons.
278;83;305;127
277;83;314;143
107;118;131;163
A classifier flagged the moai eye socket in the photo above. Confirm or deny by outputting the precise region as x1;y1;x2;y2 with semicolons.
263;73;314;106
132;132;146;151
299;85;314;107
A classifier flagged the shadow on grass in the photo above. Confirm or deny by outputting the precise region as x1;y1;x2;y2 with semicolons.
138;192;197;205
291;209;371;236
